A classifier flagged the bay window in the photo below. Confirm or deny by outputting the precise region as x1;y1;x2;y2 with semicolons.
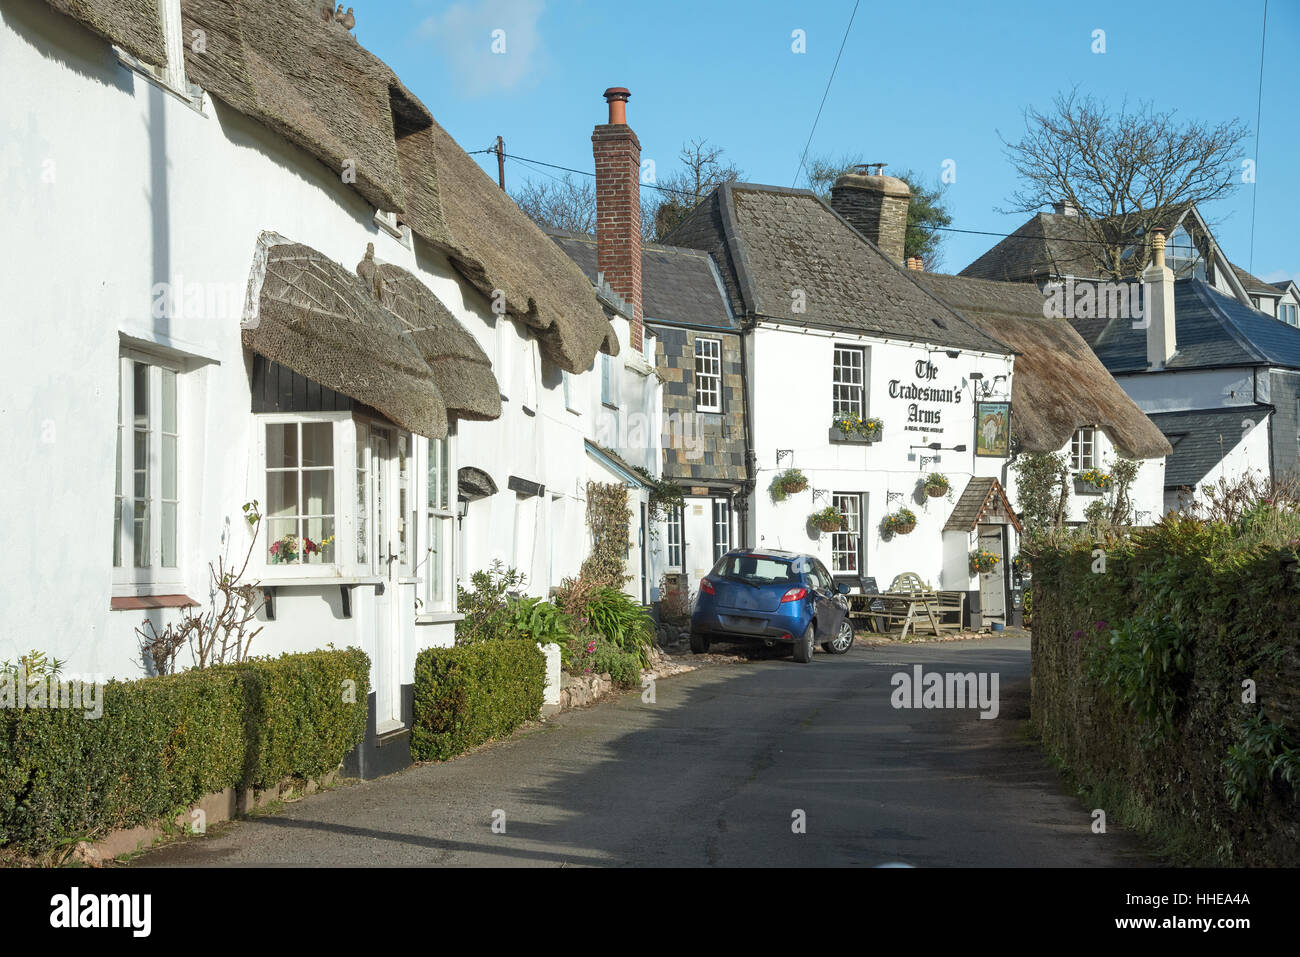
264;421;336;565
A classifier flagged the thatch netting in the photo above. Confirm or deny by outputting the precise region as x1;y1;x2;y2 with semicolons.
370;261;502;422
243;233;448;438
179;0;420;214
916;273;1172;460
41;0;167;66
422;116;620;374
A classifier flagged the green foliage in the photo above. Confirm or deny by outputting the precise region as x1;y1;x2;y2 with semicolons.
0;650;64;681
1022;583;1033;626
831;414;882;439
579;481;632;589
1012;451;1069;534
456;561;528;645
809;506;845;531
1091;614;1191;740
770;468;807;502
410;641;545;762
572;587;656;668
506;596;573;647
923;472;949;493
884;508;917;534
1223;713;1300;812
631;465;686;524
0;648;368;854
1029;504;1300;865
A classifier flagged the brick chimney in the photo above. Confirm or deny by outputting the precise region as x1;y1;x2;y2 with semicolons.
1143;227;1176;369
830;165;911;266
592;87;643;351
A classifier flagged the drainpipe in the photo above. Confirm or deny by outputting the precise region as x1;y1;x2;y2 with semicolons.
738;312;758;548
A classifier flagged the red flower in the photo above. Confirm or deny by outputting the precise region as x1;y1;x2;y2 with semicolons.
270;541;280;554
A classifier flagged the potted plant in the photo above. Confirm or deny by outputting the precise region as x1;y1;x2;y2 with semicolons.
270;532;335;564
1011;553;1031;577
1074;468;1112;495
809;506;845;533
771;468;808;501
923;472;950;497
884;507;917;535
830;414;883;444
970;549;1000;574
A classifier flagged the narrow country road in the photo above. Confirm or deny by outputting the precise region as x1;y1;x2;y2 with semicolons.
133;635;1154;867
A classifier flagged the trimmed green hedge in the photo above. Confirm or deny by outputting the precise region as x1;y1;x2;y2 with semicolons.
1027;518;1300;865
411;640;545;762
0;648;369;854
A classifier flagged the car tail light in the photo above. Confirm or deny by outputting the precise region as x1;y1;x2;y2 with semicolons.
781;586;808;603
700;578;715;595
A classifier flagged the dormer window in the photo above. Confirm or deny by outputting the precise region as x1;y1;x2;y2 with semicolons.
1164;225;1205;281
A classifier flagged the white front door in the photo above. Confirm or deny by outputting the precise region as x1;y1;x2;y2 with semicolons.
978;525;1006;622
369;428;403;732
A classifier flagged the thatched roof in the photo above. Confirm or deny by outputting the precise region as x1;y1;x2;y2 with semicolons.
243;233;502;438
40;0;167;66
367;256;501;422
421;115;620;371
49;0;618;374
173;0;614;373
915;273;1172;460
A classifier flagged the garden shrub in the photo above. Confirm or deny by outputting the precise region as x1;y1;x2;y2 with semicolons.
0;648;369;855
574;587;656;668
1027;506;1300;865
410;640;544;762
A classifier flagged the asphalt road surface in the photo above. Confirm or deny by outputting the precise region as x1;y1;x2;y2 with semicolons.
134;635;1153;867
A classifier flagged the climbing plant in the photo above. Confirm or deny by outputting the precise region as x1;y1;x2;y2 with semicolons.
1011;451;1069;535
579;481;632;590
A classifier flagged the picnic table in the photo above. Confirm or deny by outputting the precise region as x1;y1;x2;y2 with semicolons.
847;572;964;638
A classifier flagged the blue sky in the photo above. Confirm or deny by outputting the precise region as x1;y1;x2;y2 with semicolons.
357;0;1297;282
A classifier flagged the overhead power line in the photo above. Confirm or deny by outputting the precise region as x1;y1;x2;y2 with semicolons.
1248;0;1269;273
791;0;862;188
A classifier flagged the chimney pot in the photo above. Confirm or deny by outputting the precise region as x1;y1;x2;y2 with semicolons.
829;165;911;266
602;87;631;125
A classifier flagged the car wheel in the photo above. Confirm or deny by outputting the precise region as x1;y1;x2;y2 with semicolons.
823;619;855;655
793;624;814;663
689;631;710;654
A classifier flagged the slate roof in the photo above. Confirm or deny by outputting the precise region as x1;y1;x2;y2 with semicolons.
662;183;1011;354
547;230;736;330
1146;406;1273;489
1231;263;1282;296
958;213;1097;283
1082;279;1300;374
943;477;1022;534
915;273;1171;459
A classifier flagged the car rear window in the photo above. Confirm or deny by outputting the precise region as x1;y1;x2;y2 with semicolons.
713;554;800;585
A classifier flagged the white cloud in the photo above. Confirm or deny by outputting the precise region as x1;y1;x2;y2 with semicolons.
420;0;547;97
1261;269;1300;288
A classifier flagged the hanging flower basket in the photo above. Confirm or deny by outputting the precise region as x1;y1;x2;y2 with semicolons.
884;508;917;536
809;506;845;533
970;549;1000;574
830;414;883;444
923;472;950;498
772;468;808;500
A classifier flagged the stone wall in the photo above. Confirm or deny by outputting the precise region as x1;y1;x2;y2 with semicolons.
653;324;747;485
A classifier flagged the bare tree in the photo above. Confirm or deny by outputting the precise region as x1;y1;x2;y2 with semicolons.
650;138;743;240
1001;89;1249;279
511;173;599;236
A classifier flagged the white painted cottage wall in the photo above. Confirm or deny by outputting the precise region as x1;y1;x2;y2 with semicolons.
745;325;1014;592
0;8;612;682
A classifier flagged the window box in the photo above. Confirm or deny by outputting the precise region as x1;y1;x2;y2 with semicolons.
1073;476;1106;496
829;415;882;444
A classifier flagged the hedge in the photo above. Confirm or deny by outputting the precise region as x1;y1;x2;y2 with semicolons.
1027;518;1300;865
0;648;369;854
411;640;545;762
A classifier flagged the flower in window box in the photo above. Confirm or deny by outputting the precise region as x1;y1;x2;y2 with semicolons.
832;414;883;441
1078;468;1112;491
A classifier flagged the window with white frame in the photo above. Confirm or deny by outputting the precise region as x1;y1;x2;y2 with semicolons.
831;493;862;575
601;353;616;406
712;499;731;560
832;345;866;417
666;506;683;569
114;352;181;583
1282;303;1298;326
1071;427;1097;470
495;320;512;399
562;369;582;414
694;338;721;412
522;338;539;411
425;436;454;612
264;420;337;566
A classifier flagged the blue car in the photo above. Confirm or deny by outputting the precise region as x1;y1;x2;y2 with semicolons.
690;549;854;663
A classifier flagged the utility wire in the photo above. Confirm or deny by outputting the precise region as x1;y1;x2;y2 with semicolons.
1248;0;1268;273
791;0;862;188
